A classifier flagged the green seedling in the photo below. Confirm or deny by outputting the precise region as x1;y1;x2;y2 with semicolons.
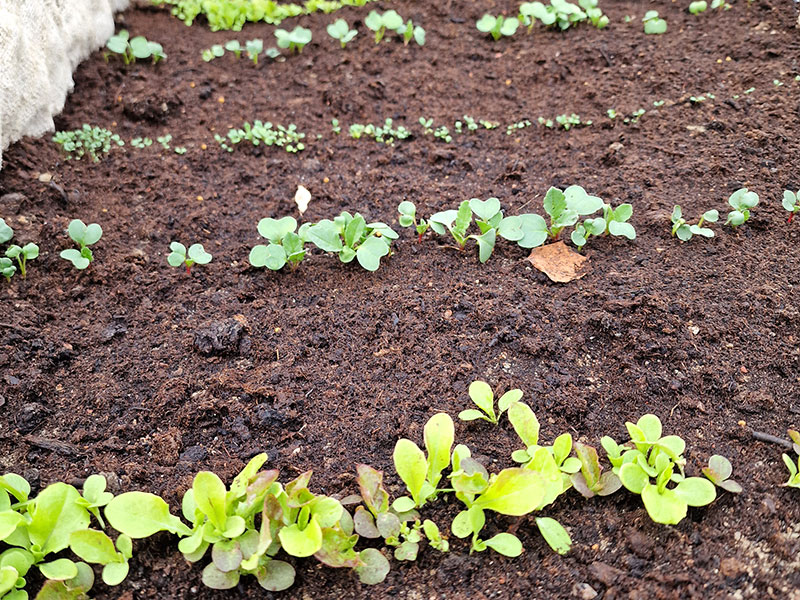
130;137;153;148
0;218;12;244
725;188;759;227
570;442;623;498
245;38;264;63
689;1;708;14
167;242;212;273
216;121;306;153
224;40;243;57
69;530;132;586
782;189;800;223
458;380;522;425
106;30;165;64
348;119;410;145
331;118;341;134
572;202;635;249
249;216;308;271
396;20;425;46
392;413;454;510
274;27;312;53
476;14;519;40
60;219;102;270
702;455;742;493
306;211;398;271
157;134;172;150
671;205;718;241
5;243;38;278
520;0;591;31
578;0;609;28
174;146;187;155
327;18;357;48
607;414;719;524
364;10;404;43
0;258;15;281
397;201;429;241
434;126;452;143
202;44;225;61
530;185;605;241
53;125;124;162
642;11;667;34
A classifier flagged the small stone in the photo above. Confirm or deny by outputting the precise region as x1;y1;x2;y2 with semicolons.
0;192;25;213
720;557;746;578
572;583;598;599
193;318;250;356
180;445;207;463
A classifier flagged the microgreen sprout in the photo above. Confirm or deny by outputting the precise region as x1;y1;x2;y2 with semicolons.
249;217;308;271
607;108;617;119
689;1;707;14
307;212;398;271
5;243;38;278
53;125;124;161
327;18;357;48
625;108;646;124
130;137;153;148
572;202;635;249
555;113;591;130
347;119;410;145
60;219;102;270
245;38;264;63
224;40;243;57
274;27;312;53
725;188;759;227
216;121;306;153
157;134;172;150
202;44;225;61
0;257;15;281
167;242;213;273
397;201;429;241
642;11;667;34
458;380;522;425
396;20;425;46
539;185;605;239
782;189;800;223
174;146;187;155
507;119;532;135
106;30;166;64
331;118;341;134
671;206;718;241
702;455;742;493
364;10;404;43
579;0;609;28
476;14;519;40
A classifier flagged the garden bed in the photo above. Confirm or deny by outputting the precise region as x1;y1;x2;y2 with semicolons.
2;0;800;597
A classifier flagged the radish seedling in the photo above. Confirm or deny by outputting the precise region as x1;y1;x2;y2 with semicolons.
249;216;309;271
202;45;225;61
274;27;312;53
60;219;102;270
725;188;758;227
396;20;425;46
782;189;800;223
167;242;212;272
458;380;522;425
476;14;519;40
572;202;635;248
702;455;742;493
671;205;718;241
53;125;124;162
578;0;609;28
327;18;357;48
689;1;708;14
306;212;398;271
130;137;153;148
397;201;429;240
364;10;404;43
224;40;242;57
642;11;667;34
245;38;263;63
106;30;166;64
5;243;38;278
0;258;15;281
216;120;306;153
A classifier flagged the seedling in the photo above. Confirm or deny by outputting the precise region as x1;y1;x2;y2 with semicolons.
306;212;398;271
520;0;590;31
347;118;410;145
130;137;153;148
157;134;172;150
784;430;800;488
0;257;15;281
5;243;38;278
642;11;667;34
579;0;609;28
397;201;429;241
331;118;341;134
538;185;605;240
458;380;523;424
216;120;306;153
782;189;800;223
167;242;212;273
570;442;623;498
572;202;636;249
327;18;357;48
0;218;13;244
245;38;263;63
202;44;225;61
106;30;166;64
249;216;308;271
224;40;242;57
60;219;102;270
274;27;311;53
689;1;708;14
671;205;718;241
476;14;519;40
702;455;742;493
53;125;124;162
365;10;404;43
69;530;133;586
396;20;425;46
725;188;758;227
174;146;187;155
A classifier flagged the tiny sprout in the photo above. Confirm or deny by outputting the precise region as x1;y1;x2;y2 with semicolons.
331;119;341;134
725;188;759;227
365;10;404;43
702;455;742;494
5;243;39;278
782;189;800;223
476;14;519;40
157;134;172;150
327;18;358;48
458;380;523;425
167;242;212;273
275;27;312;53
61;219;102;270
671;206;719;241
642;10;667;34
397;201;429;241
689;1;708;14
0;218;12;244
202;44;225;61
396;20;425;46
245;38;264;63
0;257;15;281
224;40;242;58
130;137;153;148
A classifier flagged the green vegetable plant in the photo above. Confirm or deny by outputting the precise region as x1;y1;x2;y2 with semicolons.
702;455;742;493
157;134;172;150
0;258;14;282
246;38;264;63
105;30;166;64
524;185;605;243
364;10;404;43
458;380;522;425
52;125;124;162
604;414;730;524
725;188;759;227
670;205;718;241
249;217;309;271
167;242;213;272
347;119;411;145
202;44;225;61
397;201;429;241
60;219;102;270
397;20;425;46
215;121;306;153
783;189;800;223
476;14;519;40
689;1;708;14
578;0;609;27
225;40;243;57
130;137;153;148
520;0;597;31
326;18;357;47
4;243;38;279
306;212;398;271
572;202;636;249
274;27;312;53
642;11;667;34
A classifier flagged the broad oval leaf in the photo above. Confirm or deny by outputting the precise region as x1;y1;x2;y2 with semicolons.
278;516;323;557
256;559;295;591
101;561;129;586
641;484;686;524
619;462;649;495
39;558;78;581
475;468;543;515
355;548;389;585
468;380;495;421
535;517;572;554
105;492;190;538
424;413;454;489
674;477;716;507
393;439;428;506
69;529;118;564
484;532;523;557
201;563;239;590
508;402;540;447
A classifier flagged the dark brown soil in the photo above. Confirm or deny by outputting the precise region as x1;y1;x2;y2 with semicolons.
2;0;800;598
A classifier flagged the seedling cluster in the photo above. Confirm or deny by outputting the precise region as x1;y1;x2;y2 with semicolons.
215;120;306;153
671;189;759;240
106;30;166;64
348;119;411;145
275;26;313;53
202;39;281;63
364;10;425;45
53;126;124;162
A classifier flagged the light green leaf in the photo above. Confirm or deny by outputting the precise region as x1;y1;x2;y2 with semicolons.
105;492;190;538
475;468;543;515
29;483;90;555
424;413;454;489
69;529;118;564
278;517;323;557
468;380;495;422
641;484;686;524
355;235;389;271
535;517;572;554
355;548;389;585
39;558;78;581
619;462;649;494
393;439;428;506
674;477;716;507
508;402;539;447
458;409;486;422
469;197;501;221
193;472;228;532
102;561;129;586
484;532;522;556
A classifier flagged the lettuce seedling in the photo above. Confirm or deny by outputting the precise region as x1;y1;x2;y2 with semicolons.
397;201;429;241
782;189;800;223
476;14;519;40
225;40;243;57
0;218;12;244
167;242;213;273
570;442;623;498
60;219;102;270
0;258;15;281
274;27;312;53
702;455;742;493
327;18;357;48
246;38;264;63
725;188;759;227
671;205;718;241
364;10;404;43
396;20;425;46
249;216;308;271
5;243;38;278
642;11;667;34
69;529;132;586
307;212;398;271
458;380;522;425
392;413;454;510
689;1;708;14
